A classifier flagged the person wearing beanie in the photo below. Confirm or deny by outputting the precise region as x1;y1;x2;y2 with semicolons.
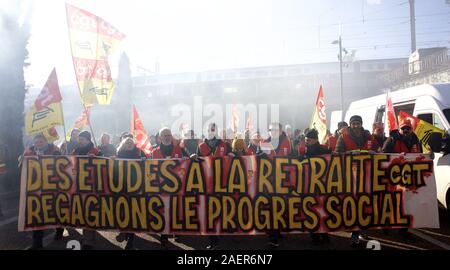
335;115;374;154
71;131;101;250
297;129;332;244
334;115;375;248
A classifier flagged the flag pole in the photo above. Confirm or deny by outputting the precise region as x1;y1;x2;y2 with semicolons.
61;103;68;144
65;4;97;148
384;89;389;136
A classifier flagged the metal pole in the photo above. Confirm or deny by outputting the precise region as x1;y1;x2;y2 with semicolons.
409;0;416;53
339;36;344;121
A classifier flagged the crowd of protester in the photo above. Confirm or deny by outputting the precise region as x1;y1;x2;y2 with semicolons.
19;114;432;250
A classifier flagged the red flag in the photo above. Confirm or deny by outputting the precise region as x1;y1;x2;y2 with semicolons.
246;114;254;131
229;104;239;133
131;105;152;157
34;68;63;111
66;107;91;141
386;90;398;131
310;85;327;143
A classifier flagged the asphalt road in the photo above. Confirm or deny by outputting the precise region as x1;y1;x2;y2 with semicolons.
1;206;449;251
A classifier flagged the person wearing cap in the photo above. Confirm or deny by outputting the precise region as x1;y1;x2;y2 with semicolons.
335;115;375;248
23;133;64;249
71;131;101;250
372;122;388;153
382;117;422;237
382;118;422;154
297;129;330;159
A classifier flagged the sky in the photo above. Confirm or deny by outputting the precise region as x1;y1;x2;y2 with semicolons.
19;0;450;89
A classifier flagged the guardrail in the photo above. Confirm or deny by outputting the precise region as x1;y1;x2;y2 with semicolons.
377;49;450;86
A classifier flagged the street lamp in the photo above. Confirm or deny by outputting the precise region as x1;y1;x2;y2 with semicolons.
332;37;344;121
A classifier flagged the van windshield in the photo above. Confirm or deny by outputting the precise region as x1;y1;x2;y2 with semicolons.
444;109;450;125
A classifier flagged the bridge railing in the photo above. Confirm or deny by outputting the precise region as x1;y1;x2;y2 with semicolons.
377;48;450;86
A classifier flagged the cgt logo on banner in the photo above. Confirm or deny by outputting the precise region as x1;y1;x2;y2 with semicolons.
18;154;439;234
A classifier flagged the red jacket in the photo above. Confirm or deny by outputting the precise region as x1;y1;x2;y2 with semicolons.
393;140;421;153
340;128;374;151
24;144;61;156
151;144;185;159
198;140;230;157
325;135;337;151
261;134;291;158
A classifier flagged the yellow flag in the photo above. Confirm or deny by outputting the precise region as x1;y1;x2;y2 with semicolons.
25;102;64;134
398;111;445;152
66;4;125;106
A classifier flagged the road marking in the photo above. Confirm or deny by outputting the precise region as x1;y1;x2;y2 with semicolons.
365;235;426;250
0;216;17;227
410;229;450;250
329;232;426;250
167;237;195;250
417;229;450;240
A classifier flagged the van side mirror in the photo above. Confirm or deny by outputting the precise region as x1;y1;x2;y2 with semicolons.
428;132;443;153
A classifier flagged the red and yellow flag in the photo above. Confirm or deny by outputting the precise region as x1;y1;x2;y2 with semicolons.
25;69;64;143
66;107;91;141
131;105;152;157
310;85;327;143
66;4;125;106
398;111;445;151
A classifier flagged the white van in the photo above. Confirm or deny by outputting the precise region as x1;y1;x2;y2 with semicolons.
330;83;450;212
